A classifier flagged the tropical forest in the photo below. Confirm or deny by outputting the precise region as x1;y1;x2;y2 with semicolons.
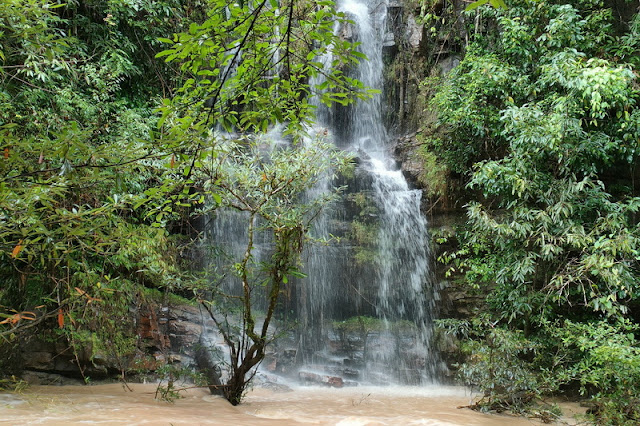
1;0;640;424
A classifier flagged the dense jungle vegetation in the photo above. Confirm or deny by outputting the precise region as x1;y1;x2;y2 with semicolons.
2;0;640;423
427;0;640;423
0;0;364;405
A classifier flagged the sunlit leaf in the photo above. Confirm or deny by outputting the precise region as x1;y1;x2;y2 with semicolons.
465;0;491;11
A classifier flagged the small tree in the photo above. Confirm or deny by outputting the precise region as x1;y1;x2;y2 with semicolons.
200;134;349;405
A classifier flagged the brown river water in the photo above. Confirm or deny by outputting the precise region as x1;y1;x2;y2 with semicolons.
0;383;583;425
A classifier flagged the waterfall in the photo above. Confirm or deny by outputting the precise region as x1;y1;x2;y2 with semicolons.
294;0;442;384
205;0;442;386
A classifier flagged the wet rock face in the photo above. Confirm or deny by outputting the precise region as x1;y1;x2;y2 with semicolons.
393;133;425;191
18;302;218;383
20;370;84;386
267;322;434;387
19;335;112;379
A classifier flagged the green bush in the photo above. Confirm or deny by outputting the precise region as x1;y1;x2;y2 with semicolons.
430;0;640;423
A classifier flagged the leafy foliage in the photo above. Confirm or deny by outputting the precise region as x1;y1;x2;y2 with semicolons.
0;0;200;375
155;0;373;135
437;318;561;421
465;0;506;12
430;0;640;422
151;0;371;405
551;319;640;424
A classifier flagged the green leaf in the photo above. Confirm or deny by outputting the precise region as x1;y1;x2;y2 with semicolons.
465;0;490;11
155;49;175;59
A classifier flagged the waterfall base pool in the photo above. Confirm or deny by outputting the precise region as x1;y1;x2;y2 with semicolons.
0;383;584;425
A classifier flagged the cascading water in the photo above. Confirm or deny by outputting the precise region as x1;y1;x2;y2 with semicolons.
205;0;443;386
292;0;443;384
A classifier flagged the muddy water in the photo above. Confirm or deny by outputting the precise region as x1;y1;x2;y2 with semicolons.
242;386;535;425
0;383;578;425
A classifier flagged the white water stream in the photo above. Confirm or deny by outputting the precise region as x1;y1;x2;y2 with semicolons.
205;0;442;385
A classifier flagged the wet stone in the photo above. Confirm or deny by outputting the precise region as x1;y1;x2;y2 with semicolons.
298;371;344;388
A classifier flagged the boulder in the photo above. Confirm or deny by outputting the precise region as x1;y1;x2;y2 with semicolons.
298;370;344;388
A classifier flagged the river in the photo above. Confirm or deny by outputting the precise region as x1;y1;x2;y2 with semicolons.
0;383;583;425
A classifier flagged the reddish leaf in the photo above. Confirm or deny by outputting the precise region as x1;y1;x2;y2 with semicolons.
75;287;103;303
0;311;37;325
20;311;36;321
38;152;44;164
3;147;8;159
57;309;64;328
11;240;23;258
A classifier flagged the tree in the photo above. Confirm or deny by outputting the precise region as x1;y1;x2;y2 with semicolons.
153;0;370;404
199;134;350;405
0;0;200;377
